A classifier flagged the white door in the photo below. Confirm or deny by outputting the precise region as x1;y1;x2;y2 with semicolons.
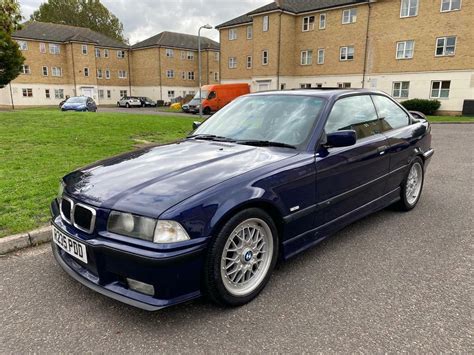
257;81;271;92
81;88;93;98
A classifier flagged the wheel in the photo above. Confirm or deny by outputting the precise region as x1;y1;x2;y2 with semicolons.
394;157;424;211
117;102;120;107
126;103;130;108
142;103;146;107
203;208;278;307
203;107;211;115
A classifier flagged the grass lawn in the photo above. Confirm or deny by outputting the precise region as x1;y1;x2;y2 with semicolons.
0;108;199;237
427;115;474;123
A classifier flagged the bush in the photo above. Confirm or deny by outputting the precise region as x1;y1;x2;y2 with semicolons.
400;99;441;115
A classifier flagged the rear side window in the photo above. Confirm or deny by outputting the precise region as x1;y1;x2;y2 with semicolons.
325;95;380;139
372;95;410;130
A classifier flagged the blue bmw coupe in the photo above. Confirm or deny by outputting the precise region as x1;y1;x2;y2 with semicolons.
51;89;434;310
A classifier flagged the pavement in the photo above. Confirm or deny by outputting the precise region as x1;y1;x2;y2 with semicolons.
0;124;472;353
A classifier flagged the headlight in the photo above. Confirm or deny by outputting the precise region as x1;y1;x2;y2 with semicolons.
58;180;65;199
107;211;190;244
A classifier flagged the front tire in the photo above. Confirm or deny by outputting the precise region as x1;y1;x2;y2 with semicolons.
395;157;424;211
203;107;211;115
204;208;278;307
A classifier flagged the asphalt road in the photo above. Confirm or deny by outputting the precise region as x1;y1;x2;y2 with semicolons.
99;106;209;118
0;124;472;353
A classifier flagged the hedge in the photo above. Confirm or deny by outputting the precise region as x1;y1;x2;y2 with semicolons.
400;99;441;115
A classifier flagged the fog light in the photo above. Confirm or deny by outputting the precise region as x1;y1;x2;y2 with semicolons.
126;278;155;296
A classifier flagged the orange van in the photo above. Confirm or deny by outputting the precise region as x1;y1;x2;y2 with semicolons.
183;83;250;114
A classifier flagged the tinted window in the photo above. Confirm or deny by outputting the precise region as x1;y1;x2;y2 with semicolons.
325;95;380;139
372;95;410;131
208;91;216;100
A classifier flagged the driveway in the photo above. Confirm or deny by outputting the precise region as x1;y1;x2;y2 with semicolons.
0;124;472;353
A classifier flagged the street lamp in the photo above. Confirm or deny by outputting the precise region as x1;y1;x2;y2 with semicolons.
198;24;213;118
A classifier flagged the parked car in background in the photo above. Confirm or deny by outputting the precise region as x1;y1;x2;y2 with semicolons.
61;96;97;112
182;83;250;114
51;89;433;311
138;97;157;107
117;96;141;108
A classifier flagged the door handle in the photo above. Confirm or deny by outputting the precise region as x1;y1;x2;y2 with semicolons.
377;145;388;155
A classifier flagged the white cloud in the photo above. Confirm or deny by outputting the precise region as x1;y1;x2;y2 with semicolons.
19;0;270;43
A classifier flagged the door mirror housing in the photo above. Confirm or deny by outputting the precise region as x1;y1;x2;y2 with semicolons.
192;121;202;130
325;130;357;147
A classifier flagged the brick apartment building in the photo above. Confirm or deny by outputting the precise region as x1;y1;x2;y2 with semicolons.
216;0;473;114
0;22;219;107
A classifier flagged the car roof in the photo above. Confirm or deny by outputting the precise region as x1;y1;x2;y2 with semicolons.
250;88;386;100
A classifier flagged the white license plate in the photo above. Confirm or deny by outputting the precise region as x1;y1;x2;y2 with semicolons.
52;226;88;264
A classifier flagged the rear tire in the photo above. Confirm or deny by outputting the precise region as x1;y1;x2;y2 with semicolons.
126;103;130;108
394;157;424;211
203;208;278;307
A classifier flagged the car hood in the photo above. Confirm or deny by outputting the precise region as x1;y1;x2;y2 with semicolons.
63;140;296;218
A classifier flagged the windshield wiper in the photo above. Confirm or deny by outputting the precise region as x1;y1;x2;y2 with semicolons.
236;140;297;149
186;134;236;142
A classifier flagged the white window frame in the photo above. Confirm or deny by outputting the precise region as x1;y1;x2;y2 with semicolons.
166;69;174;79
187;51;194;60
83;67;89;77
246;56;252;69
396;40;415;59
54;89;64;99
300;50;313;65
104;49;109;58
247;25;253;39
107;90;111;99
45;89;50;99
214;72;219;81
214;52;220;61
118;70;127;79
319;13;327;29
166;48;174;57
105;69;110;79
117;50;125;59
441;0;462;12
96;69;103;79
22;88;33;97
95;48;101;57
42;66;48;76
435;36;457;56
21;65;31;74
317;48;325;64
98;89;104;99
430;80;451;98
51;67;62;77
49;44;60;55
180;51;186;60
342;8;357;24
340;46;354;61
400;0;419;18
82;45;88;55
168;90;175;98
229;57;237;69
188;71;195;80
392;81;410;98
120;90;127;97
300;83;311;89
262;50;269;65
338;82;352;88
39;42;46;53
229;28;237;40
17;40;28;50
263;15;269;32
302;16;315;32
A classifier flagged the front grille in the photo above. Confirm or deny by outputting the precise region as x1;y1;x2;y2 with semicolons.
60;198;73;223
59;196;96;234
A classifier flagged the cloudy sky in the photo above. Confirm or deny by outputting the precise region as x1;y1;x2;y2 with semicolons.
19;0;270;43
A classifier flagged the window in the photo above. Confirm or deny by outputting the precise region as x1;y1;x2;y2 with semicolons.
166;48;174;57
229;28;237;40
262;50;269;65
107;90;111;98
392;81;410;98
105;69;110;79
95;48;100;57
17;41;28;50
246;56;252;69
181;71;186;80
117;50;125;59
181;51;186;60
187;51;194;60
22;88;33;97
39;42;46;53
167;69;174;78
214;52;220;61
441;0;461;12
372;95;410;130
436;36;456;56
104;49;109;58
168;90;175;98
302;16;315;32
42;66;48;76
214;72;219;81
51;67;62;77
229;57;237;69
84;67;89;77
319;14;327;29
340;46;354;61
342;8;357;24
54;89;64;99
317;49;325;64
247;25;253;39
400;0;419;17
188;71;195;80
82;45;88;55
315;83;323;88
431;80;451;98
280;83;286;90
49;44;60;55
300;83;311;88
325;95;380;139
97;69;103;79
98;90;104;99
120;90;127;97
337;82;352;88
263;15;269;31
300;50;313;65
118;70;127;79
396;40;415;59
45;89;50;99
21;65;31;74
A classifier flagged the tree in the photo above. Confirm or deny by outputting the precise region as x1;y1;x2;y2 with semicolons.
30;0;126;43
0;0;25;89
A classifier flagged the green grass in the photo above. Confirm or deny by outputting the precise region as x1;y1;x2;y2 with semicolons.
427;115;474;123
0;109;198;237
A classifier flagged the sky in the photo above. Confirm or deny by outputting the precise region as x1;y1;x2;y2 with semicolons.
19;0;271;44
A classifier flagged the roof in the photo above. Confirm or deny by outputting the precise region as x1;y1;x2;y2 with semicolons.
132;31;219;51
13;21;128;48
216;0;369;28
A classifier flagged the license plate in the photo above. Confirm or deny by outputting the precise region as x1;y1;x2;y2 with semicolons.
52;226;88;264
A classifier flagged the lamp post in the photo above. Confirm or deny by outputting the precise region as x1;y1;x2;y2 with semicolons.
198;24;213;119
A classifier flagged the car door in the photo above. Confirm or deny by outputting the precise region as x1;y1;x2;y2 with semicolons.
314;94;390;229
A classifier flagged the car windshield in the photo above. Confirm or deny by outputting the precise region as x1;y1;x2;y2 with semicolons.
144;97;153;101
192;91;208;100
193;95;325;148
66;97;87;104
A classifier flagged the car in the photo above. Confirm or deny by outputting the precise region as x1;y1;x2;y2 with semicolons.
50;89;434;311
138;97;157;107
117;96;141;108
60;96;97;112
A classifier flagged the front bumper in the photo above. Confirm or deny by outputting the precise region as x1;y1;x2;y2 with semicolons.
50;199;206;311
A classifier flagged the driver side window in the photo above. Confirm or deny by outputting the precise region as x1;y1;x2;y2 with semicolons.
325;95;380;139
208;91;216;100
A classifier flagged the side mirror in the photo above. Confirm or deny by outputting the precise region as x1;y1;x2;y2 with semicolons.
192;121;202;130
326;130;357;147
